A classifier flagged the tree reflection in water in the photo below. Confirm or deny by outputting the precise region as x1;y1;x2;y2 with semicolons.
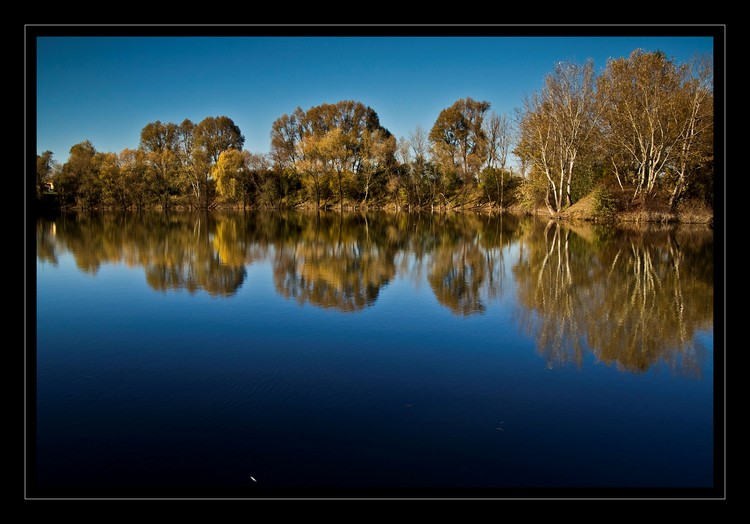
513;219;713;376
37;212;249;297
37;211;712;374
271;213;398;312
425;213;518;315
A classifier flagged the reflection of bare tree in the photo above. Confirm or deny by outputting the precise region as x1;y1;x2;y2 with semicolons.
586;232;712;376
272;213;397;312
514;218;713;375
515;221;584;366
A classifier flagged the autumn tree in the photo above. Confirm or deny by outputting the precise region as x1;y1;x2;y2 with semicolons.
393;129;436;209
118;148;150;210
36;151;55;198
393;136;412;208
270;107;306;205
410;125;438;207
516;60;598;215
194;116;245;164
243;152;276;208
318;126;351;208
358;128;396;206
271;101;394;209
596;50;711;203
210;148;271;210
175;119;199;206
95;152;124;209
270;107;304;170
55;141;97;209
139;121;180;210
669;56;713;207
212;149;246;205
193;116;245;208
429;97;490;207
481;111;515;209
295;133;330;209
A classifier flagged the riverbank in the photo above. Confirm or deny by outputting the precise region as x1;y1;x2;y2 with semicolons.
555;189;713;225
37;190;714;225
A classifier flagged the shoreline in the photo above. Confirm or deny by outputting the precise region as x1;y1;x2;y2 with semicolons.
36;199;714;226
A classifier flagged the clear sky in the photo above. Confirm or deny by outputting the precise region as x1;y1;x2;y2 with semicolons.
36;36;714;163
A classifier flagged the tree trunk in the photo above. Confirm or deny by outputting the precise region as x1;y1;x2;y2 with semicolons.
544;184;555;216
669;175;685;209
500;170;504;210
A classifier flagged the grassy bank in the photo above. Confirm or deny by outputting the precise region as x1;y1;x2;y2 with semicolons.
556;187;713;225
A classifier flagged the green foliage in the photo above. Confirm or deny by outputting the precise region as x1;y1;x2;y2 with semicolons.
479;167;521;208
277;167;302;204
677;158;714;207
516;170;548;212
592;186;620;221
570;159;605;203
258;178;279;209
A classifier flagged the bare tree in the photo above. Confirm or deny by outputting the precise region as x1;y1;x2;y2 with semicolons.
484;111;514;208
516;60;598;215
597;50;696;202
669;55;713;208
410;125;432;206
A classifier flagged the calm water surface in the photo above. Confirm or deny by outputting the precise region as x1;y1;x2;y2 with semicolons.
35;211;715;495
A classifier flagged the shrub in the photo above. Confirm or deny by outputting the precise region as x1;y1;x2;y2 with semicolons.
592;186;619;221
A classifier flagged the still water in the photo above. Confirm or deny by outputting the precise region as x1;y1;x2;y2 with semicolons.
35;211;714;496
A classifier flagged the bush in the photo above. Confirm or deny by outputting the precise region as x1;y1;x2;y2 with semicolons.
517;173;547;211
592;186;619;221
258;178;280;209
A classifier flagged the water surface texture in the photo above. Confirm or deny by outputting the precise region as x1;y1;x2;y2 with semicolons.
35;212;714;496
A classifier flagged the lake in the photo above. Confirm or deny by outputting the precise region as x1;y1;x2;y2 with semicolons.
33;211;716;497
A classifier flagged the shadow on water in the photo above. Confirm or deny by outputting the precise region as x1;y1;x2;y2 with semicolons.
37;210;713;374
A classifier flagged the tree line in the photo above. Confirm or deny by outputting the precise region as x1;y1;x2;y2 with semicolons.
35;49;713;216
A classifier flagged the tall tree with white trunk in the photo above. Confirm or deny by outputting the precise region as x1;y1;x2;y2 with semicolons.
669;55;713;208
516;60;598;215
596;50;711;203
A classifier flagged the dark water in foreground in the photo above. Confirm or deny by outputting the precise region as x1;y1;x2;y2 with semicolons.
34;211;715;496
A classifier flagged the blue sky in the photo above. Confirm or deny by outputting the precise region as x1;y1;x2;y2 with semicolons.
36;36;714;163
